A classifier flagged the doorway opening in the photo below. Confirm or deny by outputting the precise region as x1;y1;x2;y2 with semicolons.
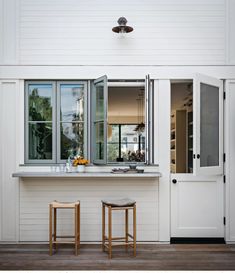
107;86;146;163
171;81;193;173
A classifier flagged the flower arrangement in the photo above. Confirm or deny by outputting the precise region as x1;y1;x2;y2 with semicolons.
72;156;89;166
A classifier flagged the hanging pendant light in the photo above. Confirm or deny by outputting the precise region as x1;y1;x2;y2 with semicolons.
112;17;134;33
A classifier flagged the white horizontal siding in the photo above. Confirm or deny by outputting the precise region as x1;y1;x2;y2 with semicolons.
19;0;226;65
19;180;159;242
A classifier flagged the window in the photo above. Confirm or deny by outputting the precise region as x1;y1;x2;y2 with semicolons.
25;76;152;165
92;75;152;165
25;81;87;164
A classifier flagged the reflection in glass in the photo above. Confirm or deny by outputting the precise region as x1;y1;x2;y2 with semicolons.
200;83;219;167
95;122;104;160
107;124;145;162
95;85;104;120
28;84;53;121
60;84;84;122
60;122;84;159
29;123;52;159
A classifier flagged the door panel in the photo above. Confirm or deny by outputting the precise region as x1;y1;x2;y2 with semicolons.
171;74;224;238
194;74;223;175
171;174;224;237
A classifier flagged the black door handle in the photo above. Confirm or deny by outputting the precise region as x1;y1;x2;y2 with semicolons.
197;154;200;159
172;179;177;184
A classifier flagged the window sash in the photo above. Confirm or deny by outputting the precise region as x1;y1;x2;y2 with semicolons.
56;81;88;163
25;81;56;164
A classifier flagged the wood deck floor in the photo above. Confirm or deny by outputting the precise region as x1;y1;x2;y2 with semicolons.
0;244;235;270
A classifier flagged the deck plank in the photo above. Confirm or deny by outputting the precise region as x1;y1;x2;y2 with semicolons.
0;244;235;270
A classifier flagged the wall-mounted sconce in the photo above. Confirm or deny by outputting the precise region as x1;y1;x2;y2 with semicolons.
112;17;133;34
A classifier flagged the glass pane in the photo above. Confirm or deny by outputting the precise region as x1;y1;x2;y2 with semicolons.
95;122;104;160
60;84;85;122
28;84;53;121
95;83;104;120
107;125;119;162
200;83;219;167
107;124;146;162
28;123;52;159
107;143;119;162
60;122;84;159
122;125;145;162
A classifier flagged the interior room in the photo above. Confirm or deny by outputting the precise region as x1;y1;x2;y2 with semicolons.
171;81;193;173
107;86;146;163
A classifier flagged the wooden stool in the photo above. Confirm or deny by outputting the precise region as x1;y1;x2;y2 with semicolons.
101;198;136;259
49;200;80;255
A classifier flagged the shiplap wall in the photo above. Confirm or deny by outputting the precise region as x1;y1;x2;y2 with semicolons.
20;179;159;242
19;0;226;65
225;81;235;242
0;81;20;241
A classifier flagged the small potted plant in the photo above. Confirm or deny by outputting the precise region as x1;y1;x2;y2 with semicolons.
72;156;89;173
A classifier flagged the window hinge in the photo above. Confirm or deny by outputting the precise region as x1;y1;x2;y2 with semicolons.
223;153;226;163
223;175;226;183
223;91;226;100
223;217;226;226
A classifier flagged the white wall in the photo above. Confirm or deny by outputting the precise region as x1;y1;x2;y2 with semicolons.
0;0;231;66
226;0;235;64
225;80;235;242
1;0;235;243
19;179;159;242
0;81;20;241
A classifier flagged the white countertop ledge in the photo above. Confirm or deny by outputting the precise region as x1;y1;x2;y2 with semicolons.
12;172;161;179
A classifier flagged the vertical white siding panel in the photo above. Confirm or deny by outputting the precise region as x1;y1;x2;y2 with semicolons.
225;80;235;242
19;0;226;65
0;0;3;63
0;81;19;241
158;80;171;241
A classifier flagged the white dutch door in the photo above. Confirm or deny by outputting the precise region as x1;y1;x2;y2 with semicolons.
171;74;224;238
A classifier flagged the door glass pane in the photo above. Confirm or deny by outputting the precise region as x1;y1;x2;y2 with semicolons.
28;123;52;159
95;122;104;160
28;84;53;121
200;83;219;167
60;122;84;159
95;83;104;120
60;84;84;122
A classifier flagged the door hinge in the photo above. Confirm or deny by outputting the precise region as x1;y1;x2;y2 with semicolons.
223;175;226;183
223;153;226;163
223;217;226;226
224;91;226;100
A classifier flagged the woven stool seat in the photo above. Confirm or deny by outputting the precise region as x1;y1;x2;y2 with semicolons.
51;200;80;208
102;198;136;207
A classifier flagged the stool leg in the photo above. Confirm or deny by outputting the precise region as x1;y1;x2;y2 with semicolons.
125;209;128;252
75;205;78;255
78;203;80;251
133;204;136;257
49;204;53;256
102;204;105;252
53;208;57;251
108;206;112;259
